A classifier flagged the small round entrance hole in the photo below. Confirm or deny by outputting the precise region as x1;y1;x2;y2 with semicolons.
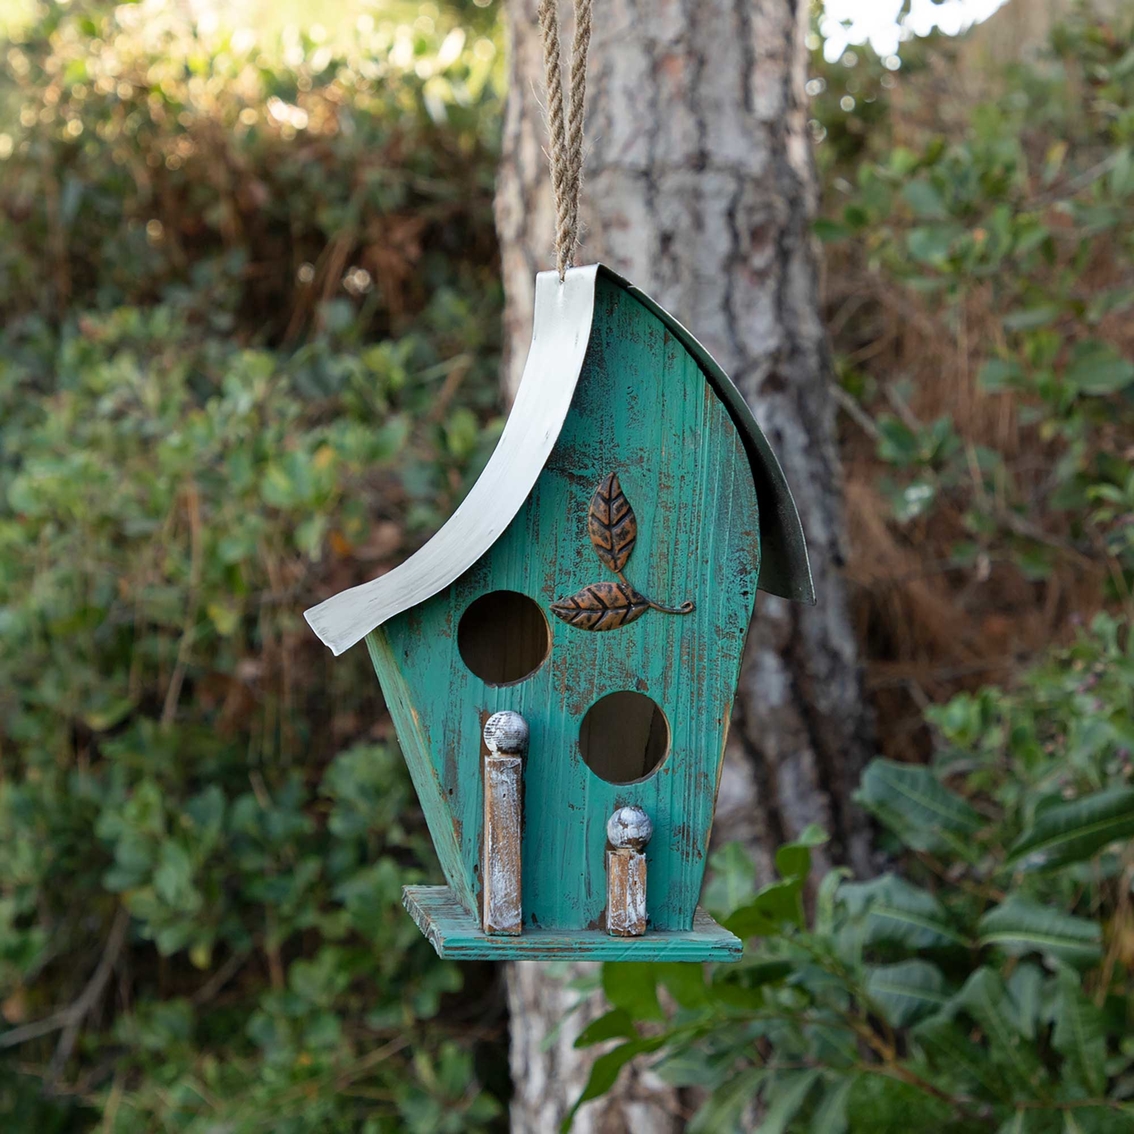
579;691;670;785
458;591;551;685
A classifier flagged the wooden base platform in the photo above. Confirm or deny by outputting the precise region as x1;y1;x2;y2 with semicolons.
402;886;742;962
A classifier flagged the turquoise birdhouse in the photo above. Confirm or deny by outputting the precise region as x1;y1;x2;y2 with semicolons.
305;264;814;962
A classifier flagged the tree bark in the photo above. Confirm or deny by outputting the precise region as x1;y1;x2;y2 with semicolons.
495;1;874;1129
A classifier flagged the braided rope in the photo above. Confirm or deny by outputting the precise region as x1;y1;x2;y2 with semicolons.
538;0;592;278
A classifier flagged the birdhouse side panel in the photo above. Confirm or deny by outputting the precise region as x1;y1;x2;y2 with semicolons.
375;275;760;933
366;627;476;913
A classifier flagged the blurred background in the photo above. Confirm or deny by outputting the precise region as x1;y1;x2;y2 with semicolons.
1;0;1133;1131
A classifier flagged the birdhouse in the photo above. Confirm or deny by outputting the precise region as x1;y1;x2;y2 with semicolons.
305;264;813;961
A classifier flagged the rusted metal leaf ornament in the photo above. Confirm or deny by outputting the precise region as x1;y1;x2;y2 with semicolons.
551;472;694;631
550;581;651;631
587;473;637;573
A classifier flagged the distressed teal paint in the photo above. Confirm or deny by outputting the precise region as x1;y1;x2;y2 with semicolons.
367;630;475;912
403;886;741;961
371;274;760;950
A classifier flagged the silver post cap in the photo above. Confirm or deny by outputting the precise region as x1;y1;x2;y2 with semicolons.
607;805;652;850
483;710;529;755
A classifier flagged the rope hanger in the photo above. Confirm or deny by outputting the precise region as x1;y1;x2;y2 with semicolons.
537;0;593;279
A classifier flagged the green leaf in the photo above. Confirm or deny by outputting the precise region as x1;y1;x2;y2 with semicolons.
724;877;804;938
1003;305;1061;332
655;963;709;1009
574;1008;637;1049
979;357;1025;392
688;1067;767;1134
810;1076;854;1134
1006;962;1045;1040
855;759;982;852
915;1012;1015;1100
443;406;479;459
978;897;1102;968
866;960;949;1027
877;416;921;466
839;873;968;950
1060;1108;1128;1134
206;600;241;636
815;866;851;936
953;967;1047;1091
259;461;297;508
1007;788;1134;871
153;841;199;912
1064;340;1134;396
1087;284;1134;323
903;180;949;219
908;223;960;265
654;1047;733;1090
561;1036;668;1132
814;218;850;242
755;1069;821;1134
703;842;757;917
710;959;793;1008
602;963;663;1022
1052;967;1106;1096
997;1109;1060;1134
81;696;136;732
774;825;827;881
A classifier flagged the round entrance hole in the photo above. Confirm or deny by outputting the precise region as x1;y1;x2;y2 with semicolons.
458;590;551;685
579;691;670;785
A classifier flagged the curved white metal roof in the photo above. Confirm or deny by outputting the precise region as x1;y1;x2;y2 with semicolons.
304;263;814;656
305;265;600;656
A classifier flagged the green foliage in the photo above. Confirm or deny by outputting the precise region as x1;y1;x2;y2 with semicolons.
816;12;1134;598
0;1;507;1129
574;616;1134;1133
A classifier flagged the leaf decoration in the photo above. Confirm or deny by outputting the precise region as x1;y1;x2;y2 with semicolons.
550;582;650;631
587;473;637;574
550;470;694;632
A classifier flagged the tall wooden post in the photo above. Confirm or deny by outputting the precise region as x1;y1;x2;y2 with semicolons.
482;711;527;936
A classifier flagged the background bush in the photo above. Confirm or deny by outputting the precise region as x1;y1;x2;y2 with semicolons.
0;2;509;1129
815;9;1134;757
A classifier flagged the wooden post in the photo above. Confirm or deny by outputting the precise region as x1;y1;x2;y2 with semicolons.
482;711;527;935
606;806;652;937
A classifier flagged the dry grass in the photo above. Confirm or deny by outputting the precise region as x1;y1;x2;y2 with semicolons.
823;36;1120;760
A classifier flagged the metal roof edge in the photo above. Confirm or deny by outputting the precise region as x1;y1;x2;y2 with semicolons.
596;265;815;605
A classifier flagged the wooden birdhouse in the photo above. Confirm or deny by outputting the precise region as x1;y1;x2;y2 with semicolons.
305;265;814;962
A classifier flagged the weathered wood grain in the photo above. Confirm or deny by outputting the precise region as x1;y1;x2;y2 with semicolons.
404;886;740;961
483;754;523;935
374;274;762;941
606;849;646;936
366;629;473;911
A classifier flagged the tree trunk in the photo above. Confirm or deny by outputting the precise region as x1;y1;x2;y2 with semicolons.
495;1;874;1129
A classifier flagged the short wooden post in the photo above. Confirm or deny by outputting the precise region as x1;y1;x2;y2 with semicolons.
482;711;527;935
606;806;652;937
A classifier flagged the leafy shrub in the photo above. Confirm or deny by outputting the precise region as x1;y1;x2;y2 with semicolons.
820;13;1134;595
0;1;508;1129
574;616;1134;1133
